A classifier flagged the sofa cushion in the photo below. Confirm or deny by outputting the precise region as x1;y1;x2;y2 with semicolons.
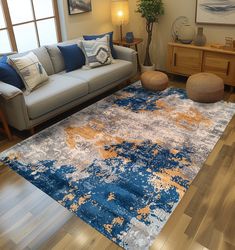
9;52;49;93
46;39;82;74
83;31;117;59
58;44;85;72
32;47;55;76
24;74;88;119
0;56;24;89
9;47;54;76
46;45;65;74
66;59;133;92
81;35;112;68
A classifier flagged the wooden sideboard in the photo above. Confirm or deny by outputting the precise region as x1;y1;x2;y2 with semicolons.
167;42;235;86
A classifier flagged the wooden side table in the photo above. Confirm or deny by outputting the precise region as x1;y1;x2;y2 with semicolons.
113;38;143;72
0;108;12;140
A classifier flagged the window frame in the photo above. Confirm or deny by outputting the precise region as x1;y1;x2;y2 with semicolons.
1;0;62;52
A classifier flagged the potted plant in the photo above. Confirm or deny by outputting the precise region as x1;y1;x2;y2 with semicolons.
137;0;164;72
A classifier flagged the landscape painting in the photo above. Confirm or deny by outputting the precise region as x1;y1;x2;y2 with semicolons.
196;0;235;24
68;0;92;15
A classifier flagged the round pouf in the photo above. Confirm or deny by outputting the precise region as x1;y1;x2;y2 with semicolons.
141;71;168;91
186;73;224;103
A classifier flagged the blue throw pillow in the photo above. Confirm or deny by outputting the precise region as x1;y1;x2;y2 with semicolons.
0;56;24;89
83;31;117;59
58;44;85;72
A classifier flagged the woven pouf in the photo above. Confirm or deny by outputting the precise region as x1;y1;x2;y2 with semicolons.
141;71;168;91
186;73;224;103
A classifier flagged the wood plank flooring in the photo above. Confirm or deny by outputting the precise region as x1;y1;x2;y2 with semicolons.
0;78;235;250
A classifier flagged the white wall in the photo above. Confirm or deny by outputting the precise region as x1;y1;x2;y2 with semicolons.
125;0;235;70
57;0;235;70
58;0;113;40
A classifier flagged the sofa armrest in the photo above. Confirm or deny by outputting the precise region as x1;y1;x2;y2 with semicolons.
114;45;137;77
114;45;137;62
0;81;30;131
0;81;23;100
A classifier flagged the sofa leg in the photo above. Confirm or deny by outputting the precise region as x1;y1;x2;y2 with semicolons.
0;109;12;140
29;127;35;135
126;79;131;85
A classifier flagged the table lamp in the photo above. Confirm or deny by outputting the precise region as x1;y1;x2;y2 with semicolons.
111;0;129;41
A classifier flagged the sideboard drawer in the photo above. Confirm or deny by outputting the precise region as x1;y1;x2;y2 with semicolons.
167;42;235;86
171;47;203;75
202;52;235;82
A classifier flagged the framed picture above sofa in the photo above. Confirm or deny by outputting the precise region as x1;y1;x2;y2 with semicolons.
196;0;235;25
68;0;92;15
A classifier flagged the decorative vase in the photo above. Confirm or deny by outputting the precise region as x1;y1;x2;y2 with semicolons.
194;27;206;46
178;24;195;44
125;32;134;43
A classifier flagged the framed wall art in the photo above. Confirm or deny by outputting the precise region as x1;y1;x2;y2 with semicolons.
68;0;92;15
196;0;235;25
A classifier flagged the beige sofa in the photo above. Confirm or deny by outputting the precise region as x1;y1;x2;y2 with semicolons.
0;38;137;131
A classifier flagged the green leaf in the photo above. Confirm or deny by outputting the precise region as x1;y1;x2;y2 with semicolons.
136;0;164;24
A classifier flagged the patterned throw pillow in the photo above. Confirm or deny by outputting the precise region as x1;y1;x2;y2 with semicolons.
81;35;113;68
83;31;117;59
9;52;49;93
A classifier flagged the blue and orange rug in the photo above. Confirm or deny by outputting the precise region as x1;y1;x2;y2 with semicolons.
1;82;235;249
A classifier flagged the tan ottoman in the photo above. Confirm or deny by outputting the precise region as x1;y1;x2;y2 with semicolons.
186;73;224;103
141;71;168;91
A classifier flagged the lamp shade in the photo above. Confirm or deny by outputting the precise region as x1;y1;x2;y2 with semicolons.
111;0;129;26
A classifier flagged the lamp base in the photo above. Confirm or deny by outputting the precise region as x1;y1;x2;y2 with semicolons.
119;24;123;42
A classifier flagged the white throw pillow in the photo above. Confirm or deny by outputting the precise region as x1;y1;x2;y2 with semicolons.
81;35;113;68
9;52;49;92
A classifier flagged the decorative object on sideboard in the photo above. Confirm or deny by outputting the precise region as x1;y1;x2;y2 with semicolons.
196;0;235;25
136;0;164;72
210;38;235;51
178;24;195;44
171;16;190;42
68;0;92;15
210;44;225;50
224;37;234;50
125;32;134;43
111;0;129;41
194;27;206;46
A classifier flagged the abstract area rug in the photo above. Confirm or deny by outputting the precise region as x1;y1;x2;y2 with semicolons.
1;82;235;249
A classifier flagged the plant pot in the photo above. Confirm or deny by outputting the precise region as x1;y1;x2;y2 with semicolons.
141;64;155;73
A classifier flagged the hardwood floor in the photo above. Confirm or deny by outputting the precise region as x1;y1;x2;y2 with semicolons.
0;77;235;250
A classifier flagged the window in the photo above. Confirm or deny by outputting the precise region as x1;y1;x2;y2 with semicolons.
0;0;61;53
0;2;11;53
